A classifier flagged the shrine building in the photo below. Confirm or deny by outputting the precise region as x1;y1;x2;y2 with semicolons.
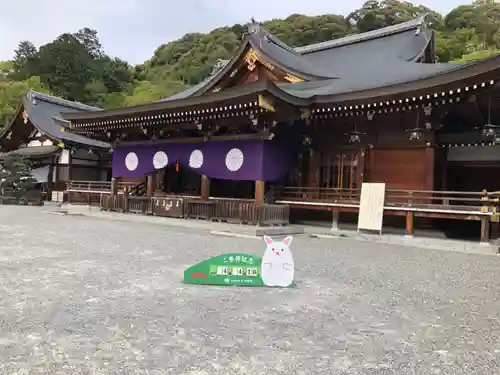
61;16;500;240
0;91;111;200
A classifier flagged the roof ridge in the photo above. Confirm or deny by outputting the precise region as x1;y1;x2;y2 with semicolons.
26;90;101;112
247;20;296;54
295;15;427;54
261;30;296;54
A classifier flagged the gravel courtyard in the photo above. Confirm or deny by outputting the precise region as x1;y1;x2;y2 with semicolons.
0;206;499;374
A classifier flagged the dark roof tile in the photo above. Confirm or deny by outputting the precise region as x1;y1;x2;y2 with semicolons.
23;91;110;150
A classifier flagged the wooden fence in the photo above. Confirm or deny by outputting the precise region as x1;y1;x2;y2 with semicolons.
99;195;289;226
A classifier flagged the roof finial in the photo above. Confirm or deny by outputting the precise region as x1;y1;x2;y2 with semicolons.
247;17;260;34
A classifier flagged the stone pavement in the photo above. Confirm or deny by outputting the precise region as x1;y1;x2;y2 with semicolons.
0;205;500;374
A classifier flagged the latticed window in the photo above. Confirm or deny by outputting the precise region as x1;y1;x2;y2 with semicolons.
320;152;358;190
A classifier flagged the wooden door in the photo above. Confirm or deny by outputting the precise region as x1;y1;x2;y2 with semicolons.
319;151;359;190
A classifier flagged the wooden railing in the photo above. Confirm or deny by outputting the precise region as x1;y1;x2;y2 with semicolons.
273;186;500;242
127;196;154;215
66;180;143;204
99;195;289;226
274;186;499;214
67;180;140;193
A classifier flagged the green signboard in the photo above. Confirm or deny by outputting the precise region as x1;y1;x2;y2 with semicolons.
183;253;265;287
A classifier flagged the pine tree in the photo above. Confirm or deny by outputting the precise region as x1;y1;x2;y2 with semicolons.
0;154;37;201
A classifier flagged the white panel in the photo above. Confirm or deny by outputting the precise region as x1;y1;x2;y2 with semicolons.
31;165;50;183
51;191;64;202
59;149;70;164
447;145;500;162
27;140;42;147
358;183;386;233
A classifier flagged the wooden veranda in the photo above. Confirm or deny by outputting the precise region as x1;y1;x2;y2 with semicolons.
65;180;500;243
275;186;499;242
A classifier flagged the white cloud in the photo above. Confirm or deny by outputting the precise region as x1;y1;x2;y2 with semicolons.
0;0;471;65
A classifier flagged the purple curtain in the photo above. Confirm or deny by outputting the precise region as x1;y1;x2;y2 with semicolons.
112;139;294;181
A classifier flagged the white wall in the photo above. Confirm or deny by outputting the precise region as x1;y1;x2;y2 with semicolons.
22;132;54;147
26;139;53;147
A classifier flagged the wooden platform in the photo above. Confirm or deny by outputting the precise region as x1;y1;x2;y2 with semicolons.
64;181;500;242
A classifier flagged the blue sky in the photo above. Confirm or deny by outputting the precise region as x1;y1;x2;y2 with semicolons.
0;0;471;65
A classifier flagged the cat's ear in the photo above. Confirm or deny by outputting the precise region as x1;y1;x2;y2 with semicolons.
263;235;274;245
283;236;293;246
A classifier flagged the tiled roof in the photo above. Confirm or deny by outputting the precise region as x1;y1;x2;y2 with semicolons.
22;91;110;150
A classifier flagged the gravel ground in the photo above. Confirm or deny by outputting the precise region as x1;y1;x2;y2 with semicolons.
0;206;499;374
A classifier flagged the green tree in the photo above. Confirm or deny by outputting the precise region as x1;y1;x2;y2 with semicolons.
37;33;98;102
100;57;134;93
453;48;500;62
12;29;132;105
0;154;37;200
444;0;500;49
74;28;104;59
124;80;186;106
0;76;49;128
11;41;39;81
347;0;442;32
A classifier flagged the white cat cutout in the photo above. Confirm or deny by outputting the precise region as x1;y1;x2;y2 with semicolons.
260;235;294;287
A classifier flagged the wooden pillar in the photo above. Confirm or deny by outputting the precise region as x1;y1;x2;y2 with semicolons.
405;211;414;237
68;150;73;181
111;177;118;196
331;210;339;231
123;188;129;212
480;190;491;243
146;174;155;197
357;149;365;187
54;158;60;188
201;175;210;201
480;217;490;244
47;161;55;201
67;151;73;203
255;181;265;205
